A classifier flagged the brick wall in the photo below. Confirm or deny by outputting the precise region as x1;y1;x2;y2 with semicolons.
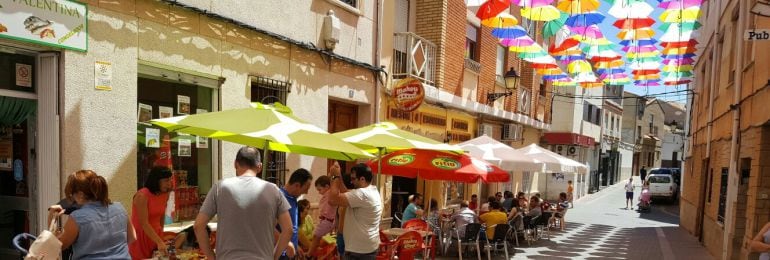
443;0;467;93
415;0;447;88
477;26;497;104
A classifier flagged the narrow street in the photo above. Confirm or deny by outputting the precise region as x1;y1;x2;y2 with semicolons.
511;177;712;259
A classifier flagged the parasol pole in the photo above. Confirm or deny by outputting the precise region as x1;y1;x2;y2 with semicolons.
377;147;384;193
262;140;270;180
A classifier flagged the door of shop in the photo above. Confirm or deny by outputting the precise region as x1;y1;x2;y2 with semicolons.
328;100;358;173
0;45;58;258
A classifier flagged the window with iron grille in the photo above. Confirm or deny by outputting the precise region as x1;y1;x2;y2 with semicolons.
718;167;728;223
250;76;291;184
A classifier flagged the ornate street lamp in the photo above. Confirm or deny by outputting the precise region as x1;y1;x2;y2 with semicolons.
487;67;521;104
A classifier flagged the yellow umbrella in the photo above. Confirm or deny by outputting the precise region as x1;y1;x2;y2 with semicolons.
557;0;601;14
626;51;660;59
662;65;694;72
481;13;519;27
509;45;545;53
595;59;624;68
553;80;577;86
521;6;562;21
617;28;655;40
634;74;661;80
568;60;592;74
537;67;565;75
660;8;701;23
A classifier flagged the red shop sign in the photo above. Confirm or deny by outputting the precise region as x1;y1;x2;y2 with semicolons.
392;77;425;112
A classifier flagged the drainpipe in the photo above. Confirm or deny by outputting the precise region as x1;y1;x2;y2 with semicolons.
722;0;746;258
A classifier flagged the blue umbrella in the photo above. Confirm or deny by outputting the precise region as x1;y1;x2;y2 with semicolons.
542;74;570;80
596;68;625;74
662;53;697;59
619;39;658;46
492;26;528;39
565;12;605;27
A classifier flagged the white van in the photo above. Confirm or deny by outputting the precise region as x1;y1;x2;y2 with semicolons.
646;174;678;202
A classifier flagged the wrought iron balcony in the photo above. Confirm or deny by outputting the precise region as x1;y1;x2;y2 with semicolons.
393;32;436;85
464;58;481;74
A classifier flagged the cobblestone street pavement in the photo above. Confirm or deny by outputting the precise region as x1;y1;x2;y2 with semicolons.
439;177;713;259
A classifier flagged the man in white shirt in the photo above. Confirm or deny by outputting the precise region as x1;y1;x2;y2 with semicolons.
329;162;382;260
624;177;635;210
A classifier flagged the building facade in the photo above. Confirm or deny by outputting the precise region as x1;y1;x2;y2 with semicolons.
378;0;553;222
621;92;664;178
680;0;770;259
601;85;624;186
659;101;686;169
0;1;381;253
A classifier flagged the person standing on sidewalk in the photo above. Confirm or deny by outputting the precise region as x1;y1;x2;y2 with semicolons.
624;178;635;210
640;166;647;182
329;162;382;259
567;180;574;208
278;168;314;259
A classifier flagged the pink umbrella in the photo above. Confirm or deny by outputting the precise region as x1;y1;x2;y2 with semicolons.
659;0;703;9
662;58;695;65
622;45;658;53
500;37;536;47
569;25;604;39
600;73;628;80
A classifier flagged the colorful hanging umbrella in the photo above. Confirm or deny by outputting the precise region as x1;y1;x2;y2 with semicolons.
662;46;697;55
537;67;565;74
660;39;699;48
510;44;545;53
476;0;510;20
662;57;695;65
519;50;551;59
543;13;570;39
660;7;701;23
658;0;703;9
619;39;658;46
482;12;520;28
596;67;626;74
662;65;694;72
659;21;701;32
557;0;601;13
521;6;562;21
613;18;656;30
500;37;537;47
663;80;692;86
568;60;592;73
565;12;605;27
493;26;529;39
622;45;658;53
533;63;561;70
661;53;696;59
570;24;605;39
550;27;581;51
629;61;661;70
367;149;510;183
595;59;625;68
632;69;661;75
617;28;656;40
512;0;555;7
608;1;654;18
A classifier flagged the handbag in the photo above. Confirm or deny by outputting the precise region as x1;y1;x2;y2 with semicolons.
25;218;62;260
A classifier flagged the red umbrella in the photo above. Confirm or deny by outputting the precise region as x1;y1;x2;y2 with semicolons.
613;18;655;30
367;149;510;183
476;0;510;20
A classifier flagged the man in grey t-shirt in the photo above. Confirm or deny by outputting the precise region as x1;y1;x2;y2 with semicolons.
195;147;293;260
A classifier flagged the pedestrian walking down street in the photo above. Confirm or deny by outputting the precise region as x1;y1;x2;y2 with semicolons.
640;166;647;182
129;166;172;260
567;180;575;208
194;146;293;260
625;178;635;210
329;162;382;260
278;168;314;259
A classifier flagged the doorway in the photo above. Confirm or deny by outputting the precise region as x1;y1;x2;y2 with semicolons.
327;100;359;172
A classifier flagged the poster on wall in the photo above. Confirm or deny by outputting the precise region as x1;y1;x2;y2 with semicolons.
178;138;192;157
15;64;32;87
0;0;88;52
177;95;190;115
195;109;208;148
138;103;152;122
0;139;13;171
159;106;173;119
145;128;160;148
94;61;113;91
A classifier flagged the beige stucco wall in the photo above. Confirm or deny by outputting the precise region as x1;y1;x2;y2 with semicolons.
61;3;376;209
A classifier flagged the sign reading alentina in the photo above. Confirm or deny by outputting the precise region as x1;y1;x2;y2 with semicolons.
392;77;425;112
0;0;88;52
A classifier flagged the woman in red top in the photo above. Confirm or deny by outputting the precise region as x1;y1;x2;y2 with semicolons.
129;167;172;259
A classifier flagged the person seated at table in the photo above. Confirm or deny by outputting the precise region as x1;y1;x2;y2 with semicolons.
469;194;479;211
501;191;515;212
425;199;440;228
447;194;464;206
174;225;211;250
549;192;570;228
523;196;542;228
479;196;496;215
516;192;528;211
402;193;424;226
451;201;478;238
479;201;507;240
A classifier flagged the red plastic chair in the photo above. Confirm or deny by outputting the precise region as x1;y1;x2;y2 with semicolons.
377;231;396;260
395;231;424;260
402;219;429;231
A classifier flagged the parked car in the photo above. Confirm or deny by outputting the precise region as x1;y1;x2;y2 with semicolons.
646;174;679;202
648;168;681;187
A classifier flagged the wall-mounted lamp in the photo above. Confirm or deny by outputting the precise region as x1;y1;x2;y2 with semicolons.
487;67;520;104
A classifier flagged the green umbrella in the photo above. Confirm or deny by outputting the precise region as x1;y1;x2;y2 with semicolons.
151;102;372;178
331;121;463;186
658;21;702;32
543;13;569;40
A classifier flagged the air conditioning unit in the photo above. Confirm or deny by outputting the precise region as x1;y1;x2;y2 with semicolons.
567;146;578;156
554;145;566;155
502;124;522;140
478;123;494;137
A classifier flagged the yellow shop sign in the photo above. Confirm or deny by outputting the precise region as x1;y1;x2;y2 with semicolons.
0;0;88;51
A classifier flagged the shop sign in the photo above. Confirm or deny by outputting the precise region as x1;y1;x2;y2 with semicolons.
0;0;88;52
387;154;415;166
392;77;424;112
431;157;460;170
745;29;769;41
94;61;112;90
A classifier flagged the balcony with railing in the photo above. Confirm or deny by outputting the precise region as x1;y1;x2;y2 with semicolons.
464;58;481;74
393;32;437;86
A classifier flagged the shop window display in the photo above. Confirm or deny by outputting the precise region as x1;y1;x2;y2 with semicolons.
136;77;214;222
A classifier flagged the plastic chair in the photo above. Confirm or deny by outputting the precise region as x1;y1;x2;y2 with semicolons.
455;223;482;260
394;231;424;260
536;212;552;240
485;224;511;260
549;209;567;231
507;214;525;246
378;231;396;257
402;219;429;231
